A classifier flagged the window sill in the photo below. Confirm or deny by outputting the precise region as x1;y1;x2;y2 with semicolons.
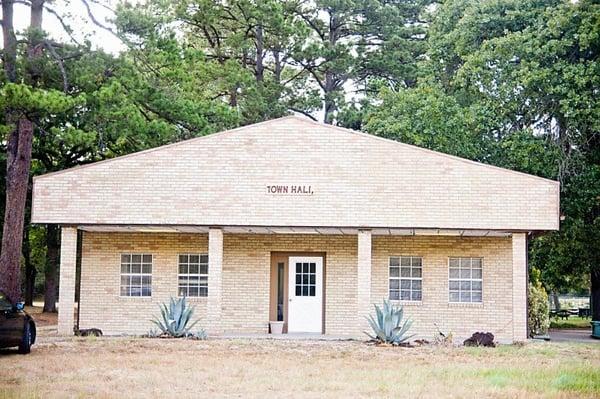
448;302;483;308
390;300;422;306
118;296;153;300
179;296;208;301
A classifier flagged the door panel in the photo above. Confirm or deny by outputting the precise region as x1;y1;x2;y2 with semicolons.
288;256;323;333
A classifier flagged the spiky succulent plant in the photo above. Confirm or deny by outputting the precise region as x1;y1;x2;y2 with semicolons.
151;296;199;338
365;300;414;345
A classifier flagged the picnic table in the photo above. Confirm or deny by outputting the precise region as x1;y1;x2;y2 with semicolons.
550;309;581;320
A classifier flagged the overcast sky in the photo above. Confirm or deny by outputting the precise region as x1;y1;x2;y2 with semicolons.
13;0;125;54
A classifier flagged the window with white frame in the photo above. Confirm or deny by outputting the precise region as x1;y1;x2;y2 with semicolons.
178;254;208;297
120;254;152;297
389;256;422;301
449;257;482;303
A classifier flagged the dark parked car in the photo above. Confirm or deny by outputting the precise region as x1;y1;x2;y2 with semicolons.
0;291;36;354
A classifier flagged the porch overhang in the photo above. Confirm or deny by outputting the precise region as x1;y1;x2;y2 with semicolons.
77;224;514;237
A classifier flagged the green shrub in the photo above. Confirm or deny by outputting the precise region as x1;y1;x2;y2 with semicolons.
528;281;550;336
365;299;414;345
151;296;199;338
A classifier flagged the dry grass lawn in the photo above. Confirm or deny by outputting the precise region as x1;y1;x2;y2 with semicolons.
1;336;599;398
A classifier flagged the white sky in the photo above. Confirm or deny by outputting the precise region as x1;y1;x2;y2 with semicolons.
13;0;125;54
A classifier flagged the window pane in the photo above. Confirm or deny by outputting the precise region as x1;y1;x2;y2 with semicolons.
295;275;301;284
189;255;199;264
303;263;309;273
449;281;459;290
460;281;471;290
296;263;301;273
199;287;208;297
412;267;422;278
142;286;151;297
401;267;411;277
142;264;152;274
460;258;471;268
412;257;422;267
389;290;399;300
200;255;208;264
309;275;315;284
178;287;187;297
449;268;459;279
121;254;131;263
389;257;399;267
199;276;208;284
400;280;410;289
400;257;411;267
472;281;482;290
400;290;411;300
295;286;301;296
142;254;152;263
389;267;399;277
132;254;142;263
132;264;141;274
120;286;128;296
189;264;199;274
460;269;471;279
189;287;199;297
309;286;315;296
142;276;151;286
472;258;482;268
412;280;422;290
449;258;459;268
449;291;460;302
460;292;471;302
472;269;482;279
179;264;187;274
472;292;482;302
302;286;309;296
302;275;309;284
199;264;208;275
390;280;400;290
121;264;129;274
411;291;422;301
310;263;315;273
131;276;141;285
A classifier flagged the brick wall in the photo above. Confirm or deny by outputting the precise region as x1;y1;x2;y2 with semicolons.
32;116;559;231
372;235;516;342
79;232;521;342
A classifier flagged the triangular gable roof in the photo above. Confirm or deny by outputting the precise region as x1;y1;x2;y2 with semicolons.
32;115;559;231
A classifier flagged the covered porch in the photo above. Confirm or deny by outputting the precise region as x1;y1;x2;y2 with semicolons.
56;224;525;341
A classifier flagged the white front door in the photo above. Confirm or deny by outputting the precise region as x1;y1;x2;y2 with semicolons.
288;256;323;333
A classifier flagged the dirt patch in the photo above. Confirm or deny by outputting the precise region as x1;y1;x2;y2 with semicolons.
1;337;599;398
25;306;57;328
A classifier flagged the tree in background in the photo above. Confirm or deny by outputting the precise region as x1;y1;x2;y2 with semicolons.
365;0;600;319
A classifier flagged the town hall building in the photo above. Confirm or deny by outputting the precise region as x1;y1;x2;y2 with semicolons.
31;116;559;342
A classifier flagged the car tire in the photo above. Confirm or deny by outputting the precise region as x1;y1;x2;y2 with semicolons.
18;321;33;354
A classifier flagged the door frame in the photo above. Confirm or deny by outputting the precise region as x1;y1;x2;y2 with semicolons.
269;252;326;334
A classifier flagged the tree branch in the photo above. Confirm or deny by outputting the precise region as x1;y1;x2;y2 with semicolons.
42;40;68;92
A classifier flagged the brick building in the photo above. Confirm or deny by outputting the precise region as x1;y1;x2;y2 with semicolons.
31;116;559;342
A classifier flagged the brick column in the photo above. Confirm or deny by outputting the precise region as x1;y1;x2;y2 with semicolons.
512;233;528;341
207;228;223;334
58;227;77;335
357;229;372;332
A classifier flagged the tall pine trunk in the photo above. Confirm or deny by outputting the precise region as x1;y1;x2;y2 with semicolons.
0;0;44;303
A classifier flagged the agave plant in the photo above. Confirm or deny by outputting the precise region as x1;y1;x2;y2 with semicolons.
151;297;198;338
365;300;414;345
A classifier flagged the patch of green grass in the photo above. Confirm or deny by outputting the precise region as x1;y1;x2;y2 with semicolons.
477;366;600;394
550;316;592;329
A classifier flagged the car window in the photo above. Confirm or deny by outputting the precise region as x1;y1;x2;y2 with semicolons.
0;291;12;311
